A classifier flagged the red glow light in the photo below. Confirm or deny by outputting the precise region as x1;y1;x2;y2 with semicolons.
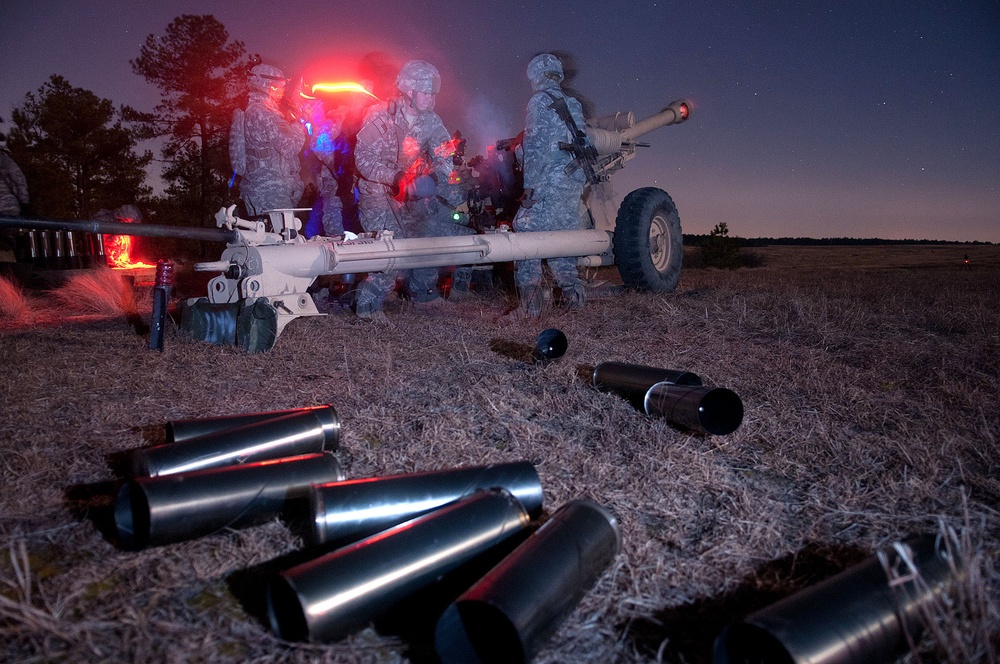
104;233;154;269
434;135;464;159
310;81;380;100
103;215;154;269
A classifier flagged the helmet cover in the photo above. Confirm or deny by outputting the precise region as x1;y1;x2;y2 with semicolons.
249;63;287;92
396;60;441;95
527;53;563;88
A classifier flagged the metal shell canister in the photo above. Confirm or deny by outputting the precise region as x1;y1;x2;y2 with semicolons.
644;381;744;435
267;489;531;643
712;535;962;664
132;406;340;477
592;361;702;409
114;452;343;550
435;499;621;664
310;461;543;547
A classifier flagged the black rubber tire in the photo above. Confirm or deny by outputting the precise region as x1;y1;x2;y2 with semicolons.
613;187;683;292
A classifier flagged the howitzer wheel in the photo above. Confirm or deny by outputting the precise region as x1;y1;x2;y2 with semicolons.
613;187;683;292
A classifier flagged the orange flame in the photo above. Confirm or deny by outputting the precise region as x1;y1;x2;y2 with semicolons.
104;233;154;269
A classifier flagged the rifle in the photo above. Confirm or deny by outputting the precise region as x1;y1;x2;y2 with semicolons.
544;93;602;184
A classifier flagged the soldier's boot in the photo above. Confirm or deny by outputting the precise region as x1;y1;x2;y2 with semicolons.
447;268;475;301
561;282;586;311
501;284;551;320
354;281;388;322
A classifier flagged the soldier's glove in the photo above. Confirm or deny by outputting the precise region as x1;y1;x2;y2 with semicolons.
392;171;438;200
519;188;535;209
409;174;438;199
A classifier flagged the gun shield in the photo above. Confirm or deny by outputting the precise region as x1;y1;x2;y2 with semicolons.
644;381;744;435
267;489;531;643
592;361;702;410
713;535;962;664
310;461;543;547
435;499;621;664
133;407;340;477
114;452;343;550
165;404;339;444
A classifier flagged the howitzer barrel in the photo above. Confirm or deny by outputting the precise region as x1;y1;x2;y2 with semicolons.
326;230;613;273
0;216;239;244
194;229;614;277
585;99;691;156
619;99;691;143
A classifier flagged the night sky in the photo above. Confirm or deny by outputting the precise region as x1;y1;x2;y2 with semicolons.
2;0;998;242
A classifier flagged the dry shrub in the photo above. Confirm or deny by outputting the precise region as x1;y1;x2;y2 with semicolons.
52;267;138;316
0;274;31;323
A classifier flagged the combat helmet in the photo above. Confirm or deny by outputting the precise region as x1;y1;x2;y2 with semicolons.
248;63;288;93
396;60;441;96
527;53;563;88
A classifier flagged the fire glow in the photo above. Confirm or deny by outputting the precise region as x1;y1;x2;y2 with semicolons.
104;233;154;270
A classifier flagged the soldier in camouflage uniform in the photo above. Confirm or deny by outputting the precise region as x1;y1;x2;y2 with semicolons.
0;148;29;217
0;148;29;260
308;106;347;236
236;63;306;217
353;59;458;318
508;53;588;318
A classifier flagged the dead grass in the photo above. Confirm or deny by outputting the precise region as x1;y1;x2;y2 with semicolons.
0;274;32;323
1;247;998;663
0;269;153;332
50;267;140;316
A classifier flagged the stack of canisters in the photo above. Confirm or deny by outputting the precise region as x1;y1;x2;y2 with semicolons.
114;405;622;662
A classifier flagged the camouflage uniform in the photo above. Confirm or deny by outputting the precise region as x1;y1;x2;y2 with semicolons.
353;60;457;315
512;54;587;314
0;150;29;216
0;149;29;259
237;65;306;217
436;139;477;297
310;111;347;236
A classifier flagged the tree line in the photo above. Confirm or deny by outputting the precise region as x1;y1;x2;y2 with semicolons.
1;15;246;231
684;234;995;247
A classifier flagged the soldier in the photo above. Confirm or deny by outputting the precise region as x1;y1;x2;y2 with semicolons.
231;63;306;217
352;59;458;319
0;148;29;217
305;104;348;237
506;53;589;318
0;148;29;261
435;130;477;300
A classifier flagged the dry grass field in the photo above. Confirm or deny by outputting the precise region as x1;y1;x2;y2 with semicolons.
1;244;998;663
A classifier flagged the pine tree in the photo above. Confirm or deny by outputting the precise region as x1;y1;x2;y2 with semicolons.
701;222;742;269
129;15;248;229
6;76;152;220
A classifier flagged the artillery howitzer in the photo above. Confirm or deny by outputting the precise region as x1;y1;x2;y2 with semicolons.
0;99;691;352
461;98;691;294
